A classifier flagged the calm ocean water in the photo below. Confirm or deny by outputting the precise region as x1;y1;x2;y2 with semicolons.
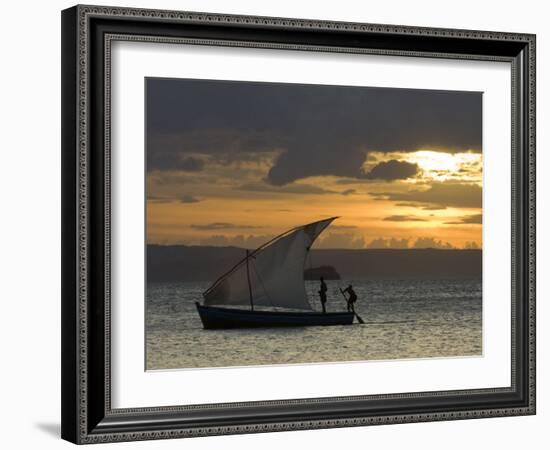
146;279;482;370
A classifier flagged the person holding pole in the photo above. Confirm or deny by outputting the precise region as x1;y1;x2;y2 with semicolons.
342;284;357;313
339;284;364;324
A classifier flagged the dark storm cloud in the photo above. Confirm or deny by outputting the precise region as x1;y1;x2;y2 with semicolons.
395;202;447;210
147;193;201;204
383;215;427;222
421;205;447;211
444;214;483;225
177;194;201;204
148;153;205;172
340;189;356;196
147;78;482;182
364;160;420;181
179;157;205;172
237;181;335;195
370;182;482;209
148;129;282;170
190;222;263;231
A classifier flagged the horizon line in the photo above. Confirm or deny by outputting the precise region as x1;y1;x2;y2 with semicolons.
146;243;482;251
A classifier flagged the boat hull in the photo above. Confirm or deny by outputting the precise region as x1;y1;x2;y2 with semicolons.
195;303;355;329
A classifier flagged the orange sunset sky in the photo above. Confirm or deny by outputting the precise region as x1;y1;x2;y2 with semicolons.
146;78;482;250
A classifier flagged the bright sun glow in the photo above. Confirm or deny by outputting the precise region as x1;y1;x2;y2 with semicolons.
402;150;482;183
408;151;458;172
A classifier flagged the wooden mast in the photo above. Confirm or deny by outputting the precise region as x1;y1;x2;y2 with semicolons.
245;250;254;311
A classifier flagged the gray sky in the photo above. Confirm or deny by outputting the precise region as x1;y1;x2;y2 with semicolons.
146;78;482;185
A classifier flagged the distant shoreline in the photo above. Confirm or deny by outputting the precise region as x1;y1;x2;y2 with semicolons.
147;244;482;283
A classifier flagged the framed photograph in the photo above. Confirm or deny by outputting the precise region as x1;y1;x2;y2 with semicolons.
61;5;536;444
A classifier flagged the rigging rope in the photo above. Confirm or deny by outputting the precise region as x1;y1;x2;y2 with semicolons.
251;260;279;310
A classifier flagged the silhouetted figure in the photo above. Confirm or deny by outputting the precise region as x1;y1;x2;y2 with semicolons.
318;276;328;313
342;284;357;313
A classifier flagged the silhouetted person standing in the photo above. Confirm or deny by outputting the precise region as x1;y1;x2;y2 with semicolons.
319;276;328;313
342;284;357;313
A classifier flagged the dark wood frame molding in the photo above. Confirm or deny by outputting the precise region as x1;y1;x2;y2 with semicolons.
62;4;536;444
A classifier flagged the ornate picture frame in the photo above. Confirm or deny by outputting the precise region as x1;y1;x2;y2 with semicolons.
61;5;535;444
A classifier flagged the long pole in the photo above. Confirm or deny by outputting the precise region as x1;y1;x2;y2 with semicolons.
246;250;254;311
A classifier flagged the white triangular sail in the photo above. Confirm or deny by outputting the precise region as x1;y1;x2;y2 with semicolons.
203;218;337;310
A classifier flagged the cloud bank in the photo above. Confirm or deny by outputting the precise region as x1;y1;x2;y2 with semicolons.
371;182;482;209
365;160;420;181
147;78;482;185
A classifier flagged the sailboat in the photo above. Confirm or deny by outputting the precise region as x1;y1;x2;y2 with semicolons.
195;217;356;329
